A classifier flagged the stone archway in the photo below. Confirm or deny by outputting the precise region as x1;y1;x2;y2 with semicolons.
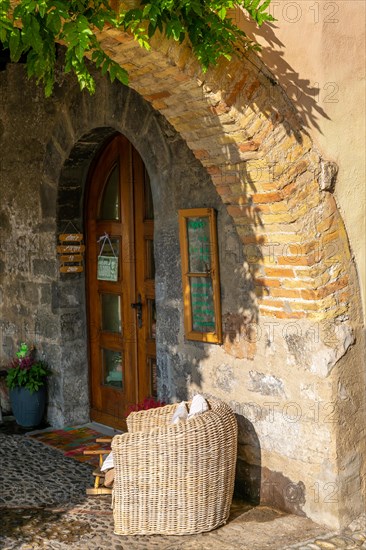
0;27;364;528
53;83;248;427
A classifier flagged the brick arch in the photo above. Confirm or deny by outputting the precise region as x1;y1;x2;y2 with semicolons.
90;28;360;323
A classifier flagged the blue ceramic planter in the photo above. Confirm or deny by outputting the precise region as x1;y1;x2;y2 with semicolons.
10;386;46;428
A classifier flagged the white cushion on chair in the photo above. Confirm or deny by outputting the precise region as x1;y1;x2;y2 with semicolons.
188;394;209;418
101;451;114;471
171;401;188;424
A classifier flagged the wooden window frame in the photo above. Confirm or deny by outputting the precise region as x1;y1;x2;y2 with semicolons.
178;208;222;344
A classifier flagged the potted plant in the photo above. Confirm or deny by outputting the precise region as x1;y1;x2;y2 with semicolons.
5;343;51;428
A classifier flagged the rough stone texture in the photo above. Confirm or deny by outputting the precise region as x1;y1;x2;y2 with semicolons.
319;161;339;193
248;370;286;397
284;323;355;378
0;37;365;533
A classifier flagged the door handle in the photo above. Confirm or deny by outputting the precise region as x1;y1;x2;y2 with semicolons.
131;293;143;329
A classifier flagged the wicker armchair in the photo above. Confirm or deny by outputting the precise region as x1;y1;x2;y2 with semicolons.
111;398;238;536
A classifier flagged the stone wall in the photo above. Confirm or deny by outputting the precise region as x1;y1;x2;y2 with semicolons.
0;40;365;531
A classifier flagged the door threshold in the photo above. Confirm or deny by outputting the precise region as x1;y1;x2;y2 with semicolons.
85;421;124;436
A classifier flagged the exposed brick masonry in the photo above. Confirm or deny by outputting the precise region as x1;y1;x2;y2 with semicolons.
94;28;356;322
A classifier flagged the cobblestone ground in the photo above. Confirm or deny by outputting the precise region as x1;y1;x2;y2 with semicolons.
0;434;365;549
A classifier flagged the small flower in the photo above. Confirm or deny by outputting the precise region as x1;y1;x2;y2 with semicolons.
5;343;51;395
127;397;166;415
19;356;33;370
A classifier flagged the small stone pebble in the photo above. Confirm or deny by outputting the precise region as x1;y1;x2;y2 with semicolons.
352;534;366;542
330;538;351;548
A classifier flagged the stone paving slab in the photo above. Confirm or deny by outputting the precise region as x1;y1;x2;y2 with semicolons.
0;434;365;550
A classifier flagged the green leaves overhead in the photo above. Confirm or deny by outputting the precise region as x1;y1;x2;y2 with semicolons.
133;0;274;69
242;0;273;26
0;0;274;97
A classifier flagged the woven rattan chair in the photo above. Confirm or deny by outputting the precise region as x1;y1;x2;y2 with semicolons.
111;398;238;536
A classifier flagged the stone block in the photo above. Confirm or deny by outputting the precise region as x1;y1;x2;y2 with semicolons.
52;117;74;154
33;314;60;340
19;282;39;306
0;210;11;232
214;363;235;393
319;160;338;193
59;285;83;309
248;371;286;397
43;140;65;182
40;284;52;305
61;312;84;341
40;182;57;218
32;259;58;279
66;93;88;139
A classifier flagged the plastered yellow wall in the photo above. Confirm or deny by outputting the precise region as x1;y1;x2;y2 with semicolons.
242;0;366;323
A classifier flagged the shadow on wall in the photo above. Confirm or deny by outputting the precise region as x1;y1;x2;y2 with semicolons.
237;12;331;133
153;107;265;324
173;370;262;505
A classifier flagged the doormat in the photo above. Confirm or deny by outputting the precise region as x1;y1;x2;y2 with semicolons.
28;426;112;467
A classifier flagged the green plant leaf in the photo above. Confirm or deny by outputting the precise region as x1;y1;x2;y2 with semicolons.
9;28;21;60
0;0;274;96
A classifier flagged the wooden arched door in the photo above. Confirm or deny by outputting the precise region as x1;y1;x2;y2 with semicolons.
86;134;156;430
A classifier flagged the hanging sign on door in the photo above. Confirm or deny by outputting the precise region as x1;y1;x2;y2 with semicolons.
97;233;118;282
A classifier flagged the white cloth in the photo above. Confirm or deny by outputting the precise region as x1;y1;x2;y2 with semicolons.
188;394;209;419
101;451;114;472
171;401;188;424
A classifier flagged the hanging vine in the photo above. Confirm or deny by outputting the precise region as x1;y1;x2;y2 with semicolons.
0;0;274;96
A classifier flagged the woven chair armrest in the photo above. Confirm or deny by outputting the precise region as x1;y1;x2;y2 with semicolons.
126;403;177;433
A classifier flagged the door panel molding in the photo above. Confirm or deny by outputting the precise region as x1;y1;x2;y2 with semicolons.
86;134;156;429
